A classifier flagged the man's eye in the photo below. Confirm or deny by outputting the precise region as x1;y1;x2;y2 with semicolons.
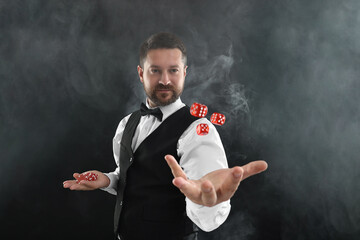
151;69;159;73
170;69;179;73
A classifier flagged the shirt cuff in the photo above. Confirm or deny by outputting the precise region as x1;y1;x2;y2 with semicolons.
186;198;231;232
99;172;118;195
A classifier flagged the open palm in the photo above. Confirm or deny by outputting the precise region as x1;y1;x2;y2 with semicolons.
164;155;268;207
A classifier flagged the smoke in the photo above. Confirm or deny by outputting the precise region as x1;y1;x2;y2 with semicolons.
252;0;360;238
184;37;251;132
200;211;255;240
1;0;360;239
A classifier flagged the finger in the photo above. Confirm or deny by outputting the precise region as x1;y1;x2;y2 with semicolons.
69;181;94;191
69;184;87;191
63;180;77;189
63;178;94;191
200;180;217;207
172;177;200;201
73;173;80;179
241;160;268;181
220;167;243;199
172;177;188;189
164;155;187;179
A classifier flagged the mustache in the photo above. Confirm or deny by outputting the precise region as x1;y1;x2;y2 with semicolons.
155;85;174;90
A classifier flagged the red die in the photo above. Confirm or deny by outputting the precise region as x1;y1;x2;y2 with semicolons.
210;113;226;126
196;123;209;136
76;172;98;183
190;102;208;118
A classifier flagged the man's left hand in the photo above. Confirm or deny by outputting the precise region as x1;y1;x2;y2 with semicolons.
164;155;268;207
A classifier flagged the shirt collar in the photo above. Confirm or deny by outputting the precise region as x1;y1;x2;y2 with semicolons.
145;98;185;122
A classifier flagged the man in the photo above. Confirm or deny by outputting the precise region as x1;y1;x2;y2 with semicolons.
63;32;268;240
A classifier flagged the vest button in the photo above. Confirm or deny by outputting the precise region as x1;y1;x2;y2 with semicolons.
120;201;123;205
130;157;133;162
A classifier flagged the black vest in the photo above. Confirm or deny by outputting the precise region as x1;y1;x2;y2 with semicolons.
114;106;199;240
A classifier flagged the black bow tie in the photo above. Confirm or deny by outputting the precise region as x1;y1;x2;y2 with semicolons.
140;103;163;121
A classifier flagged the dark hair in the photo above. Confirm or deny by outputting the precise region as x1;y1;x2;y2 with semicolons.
139;32;187;67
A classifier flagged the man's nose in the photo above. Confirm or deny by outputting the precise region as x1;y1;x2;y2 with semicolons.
159;71;171;85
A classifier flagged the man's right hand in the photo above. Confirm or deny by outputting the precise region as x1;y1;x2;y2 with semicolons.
63;170;110;191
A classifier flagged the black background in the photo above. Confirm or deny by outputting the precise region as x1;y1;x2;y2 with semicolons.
1;0;359;239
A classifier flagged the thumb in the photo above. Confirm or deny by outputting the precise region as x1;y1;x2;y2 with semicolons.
241;160;268;181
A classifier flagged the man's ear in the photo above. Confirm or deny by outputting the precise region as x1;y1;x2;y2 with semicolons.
137;65;144;83
184;65;188;78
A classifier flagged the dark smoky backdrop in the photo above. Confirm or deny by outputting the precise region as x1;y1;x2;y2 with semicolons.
1;0;359;239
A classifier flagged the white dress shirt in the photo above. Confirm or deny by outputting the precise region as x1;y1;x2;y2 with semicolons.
102;98;231;232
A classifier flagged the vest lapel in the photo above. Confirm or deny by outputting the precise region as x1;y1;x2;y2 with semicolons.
113;110;141;236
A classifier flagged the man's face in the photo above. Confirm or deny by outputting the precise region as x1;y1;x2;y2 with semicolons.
137;48;187;107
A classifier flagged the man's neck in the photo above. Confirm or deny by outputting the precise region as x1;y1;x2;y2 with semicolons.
147;99;157;108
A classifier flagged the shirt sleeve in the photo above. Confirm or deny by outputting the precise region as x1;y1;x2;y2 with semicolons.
177;118;231;232
100;114;131;195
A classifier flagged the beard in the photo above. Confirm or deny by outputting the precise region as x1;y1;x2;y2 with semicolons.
145;84;183;107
